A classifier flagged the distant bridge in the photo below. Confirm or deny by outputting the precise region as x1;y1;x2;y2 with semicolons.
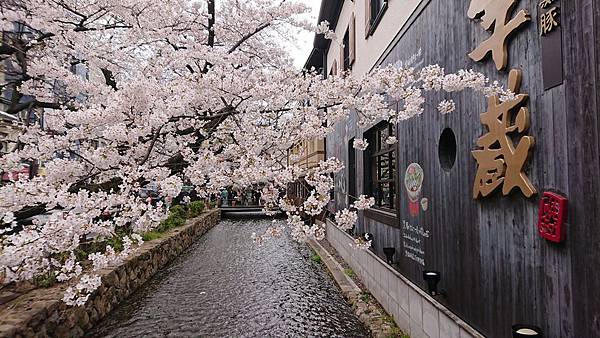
218;201;281;216
220;205;266;213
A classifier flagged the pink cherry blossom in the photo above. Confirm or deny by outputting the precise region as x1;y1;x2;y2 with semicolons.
0;0;511;305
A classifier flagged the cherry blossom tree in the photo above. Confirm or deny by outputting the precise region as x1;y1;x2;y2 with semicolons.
0;0;512;305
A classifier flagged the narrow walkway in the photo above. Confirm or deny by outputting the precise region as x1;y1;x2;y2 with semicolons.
86;217;368;337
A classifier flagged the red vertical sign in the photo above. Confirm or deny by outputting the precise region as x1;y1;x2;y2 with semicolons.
537;192;568;243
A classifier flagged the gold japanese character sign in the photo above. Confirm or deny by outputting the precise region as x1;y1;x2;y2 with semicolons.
472;69;536;199
468;0;531;71
539;0;560;36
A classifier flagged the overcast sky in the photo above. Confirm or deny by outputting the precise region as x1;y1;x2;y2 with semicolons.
288;1;321;69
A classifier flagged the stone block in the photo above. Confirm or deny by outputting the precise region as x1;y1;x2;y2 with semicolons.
362;273;372;290
380;293;396;320
410;319;430;338
370;279;384;303
69;325;84;338
408;287;423;327
366;256;376;279
398;280;409;314
78;309;91;330
87;307;99;324
36;324;50;338
460;327;475;338
439;312;460;338
422;300;439;338
378;266;389;294
393;305;411;335
54;322;71;337
388;274;399;303
102;270;118;286
0;324;17;337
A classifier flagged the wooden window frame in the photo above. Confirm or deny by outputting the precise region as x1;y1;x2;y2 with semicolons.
339;14;356;75
364;122;397;214
343;29;351;71
365;0;388;38
330;59;338;77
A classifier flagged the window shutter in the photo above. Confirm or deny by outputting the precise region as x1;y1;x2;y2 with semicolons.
349;13;356;65
364;0;371;37
331;59;338;76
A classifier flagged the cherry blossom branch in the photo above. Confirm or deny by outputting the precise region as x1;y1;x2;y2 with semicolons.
228;22;271;54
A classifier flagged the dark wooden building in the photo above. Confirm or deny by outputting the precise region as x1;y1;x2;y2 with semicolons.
316;0;600;337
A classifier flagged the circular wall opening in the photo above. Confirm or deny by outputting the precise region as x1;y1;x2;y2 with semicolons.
438;128;457;171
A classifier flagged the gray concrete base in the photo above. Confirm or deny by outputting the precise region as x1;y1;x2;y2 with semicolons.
326;220;484;338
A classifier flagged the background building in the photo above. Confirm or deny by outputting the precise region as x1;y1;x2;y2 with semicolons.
307;0;596;337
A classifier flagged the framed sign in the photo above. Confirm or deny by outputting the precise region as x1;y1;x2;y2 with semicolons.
539;0;564;90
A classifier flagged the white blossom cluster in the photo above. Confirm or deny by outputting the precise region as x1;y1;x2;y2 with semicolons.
89;235;144;271
438;100;456;114
63;274;102;306
350;234;372;250
335;209;358;231
56;253;83;282
352;195;376;210
353;139;369;151
385;136;398;145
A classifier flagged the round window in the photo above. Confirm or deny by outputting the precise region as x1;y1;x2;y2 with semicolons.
438;128;457;171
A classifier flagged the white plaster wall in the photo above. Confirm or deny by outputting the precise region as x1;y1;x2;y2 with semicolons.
326;0;423;76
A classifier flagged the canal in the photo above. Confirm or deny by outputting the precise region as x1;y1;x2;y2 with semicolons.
87;215;368;337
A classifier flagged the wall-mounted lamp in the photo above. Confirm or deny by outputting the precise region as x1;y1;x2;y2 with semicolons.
512;325;543;337
383;247;395;264
423;270;446;297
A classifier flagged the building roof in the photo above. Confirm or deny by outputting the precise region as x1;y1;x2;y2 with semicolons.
303;0;345;71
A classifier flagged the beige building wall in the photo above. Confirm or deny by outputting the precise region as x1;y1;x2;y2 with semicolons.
0;122;21;154
326;0;423;77
289;138;326;171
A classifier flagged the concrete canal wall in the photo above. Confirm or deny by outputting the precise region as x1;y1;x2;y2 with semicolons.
326;220;483;338
0;209;220;338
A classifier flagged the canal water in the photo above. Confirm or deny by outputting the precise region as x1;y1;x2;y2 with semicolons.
87;215;368;338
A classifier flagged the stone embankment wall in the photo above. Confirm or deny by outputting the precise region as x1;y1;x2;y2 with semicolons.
0;209;220;338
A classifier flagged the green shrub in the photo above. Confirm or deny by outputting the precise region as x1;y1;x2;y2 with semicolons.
385;323;407;338
310;251;322;263
106;235;124;252
74;248;88;261
169;205;187;219
188;201;205;218
34;272;57;288
52;251;71;262
157;215;186;232
344;268;356;278
142;231;163;241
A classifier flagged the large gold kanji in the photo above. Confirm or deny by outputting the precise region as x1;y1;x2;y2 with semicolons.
539;0;554;9
472;69;536;199
468;0;531;71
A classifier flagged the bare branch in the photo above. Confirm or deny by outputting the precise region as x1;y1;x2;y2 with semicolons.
228;23;270;54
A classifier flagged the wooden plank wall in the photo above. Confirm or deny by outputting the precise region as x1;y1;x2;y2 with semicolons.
326;0;600;336
563;0;600;336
